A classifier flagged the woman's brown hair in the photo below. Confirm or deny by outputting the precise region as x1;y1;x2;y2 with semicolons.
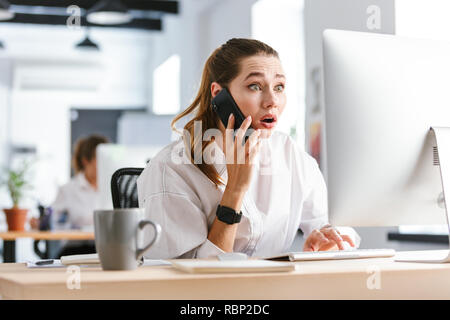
171;38;279;188
73;134;109;173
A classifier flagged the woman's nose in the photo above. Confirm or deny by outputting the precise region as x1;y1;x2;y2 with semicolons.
262;89;278;109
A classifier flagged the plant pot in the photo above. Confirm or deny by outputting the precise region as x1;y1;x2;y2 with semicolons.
3;208;28;231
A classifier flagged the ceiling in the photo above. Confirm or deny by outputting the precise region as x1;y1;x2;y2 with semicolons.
1;0;179;31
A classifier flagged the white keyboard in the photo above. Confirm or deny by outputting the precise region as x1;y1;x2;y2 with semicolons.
394;250;450;263
265;249;396;262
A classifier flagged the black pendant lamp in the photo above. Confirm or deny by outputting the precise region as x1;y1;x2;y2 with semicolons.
0;0;15;21
0;41;4;49
75;29;100;51
87;0;132;25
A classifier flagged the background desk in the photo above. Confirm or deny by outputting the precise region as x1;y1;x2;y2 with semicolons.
0;231;95;263
1;252;450;299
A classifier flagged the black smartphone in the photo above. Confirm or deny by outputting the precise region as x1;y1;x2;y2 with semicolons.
212;88;253;142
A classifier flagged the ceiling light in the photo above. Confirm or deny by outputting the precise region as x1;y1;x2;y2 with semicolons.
0;0;15;21
87;0;132;25
75;29;100;51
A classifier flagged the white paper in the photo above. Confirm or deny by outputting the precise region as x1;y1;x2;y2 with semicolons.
142;259;171;267
26;260;65;268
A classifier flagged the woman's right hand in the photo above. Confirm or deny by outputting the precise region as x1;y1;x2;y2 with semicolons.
209;113;262;251
223;113;262;195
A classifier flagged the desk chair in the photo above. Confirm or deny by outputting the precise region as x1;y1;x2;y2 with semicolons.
111;167;144;209
46;168;143;259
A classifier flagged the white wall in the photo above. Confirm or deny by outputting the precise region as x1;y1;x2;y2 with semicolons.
252;0;305;145
149;0;208;117
0;58;12;232
304;0;395;179
118;112;175;146
0;58;12;171
149;0;257;118
200;0;256;58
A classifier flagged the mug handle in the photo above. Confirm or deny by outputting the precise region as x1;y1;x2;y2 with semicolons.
136;220;162;262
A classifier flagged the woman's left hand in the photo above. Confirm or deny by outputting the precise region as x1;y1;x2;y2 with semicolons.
303;225;356;252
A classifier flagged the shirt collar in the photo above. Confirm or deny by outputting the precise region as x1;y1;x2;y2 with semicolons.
75;172;94;191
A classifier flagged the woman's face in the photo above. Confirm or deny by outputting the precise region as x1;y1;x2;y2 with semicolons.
82;157;97;186
213;54;287;139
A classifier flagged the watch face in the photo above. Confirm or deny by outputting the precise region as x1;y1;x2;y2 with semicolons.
216;205;242;224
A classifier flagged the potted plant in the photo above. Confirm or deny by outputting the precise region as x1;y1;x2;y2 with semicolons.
1;162;32;231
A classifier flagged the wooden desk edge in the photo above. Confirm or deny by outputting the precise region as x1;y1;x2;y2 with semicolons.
2;257;450;299
0;231;95;240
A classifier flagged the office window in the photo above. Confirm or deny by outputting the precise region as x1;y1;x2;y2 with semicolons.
152;54;180;115
252;0;305;145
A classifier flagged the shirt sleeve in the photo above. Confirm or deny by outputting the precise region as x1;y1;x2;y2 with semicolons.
140;192;225;259
296;149;361;248
137;160;226;259
298;152;330;238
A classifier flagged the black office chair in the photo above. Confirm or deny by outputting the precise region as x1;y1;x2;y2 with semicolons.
111;167;144;209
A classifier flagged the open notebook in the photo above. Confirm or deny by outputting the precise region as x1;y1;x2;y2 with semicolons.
171;260;296;274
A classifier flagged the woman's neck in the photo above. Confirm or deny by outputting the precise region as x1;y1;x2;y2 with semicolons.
84;172;97;190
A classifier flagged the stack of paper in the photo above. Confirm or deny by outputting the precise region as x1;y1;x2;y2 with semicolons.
171;259;296;274
61;253;100;265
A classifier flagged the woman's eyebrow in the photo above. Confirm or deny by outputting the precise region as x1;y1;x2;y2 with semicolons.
244;72;286;81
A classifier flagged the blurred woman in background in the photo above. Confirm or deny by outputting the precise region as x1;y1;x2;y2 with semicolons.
31;134;109;257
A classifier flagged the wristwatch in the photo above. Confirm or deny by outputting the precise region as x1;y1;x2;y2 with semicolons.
216;205;242;224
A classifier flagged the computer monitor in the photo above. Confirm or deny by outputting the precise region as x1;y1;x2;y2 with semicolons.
322;29;450;228
96;144;164;209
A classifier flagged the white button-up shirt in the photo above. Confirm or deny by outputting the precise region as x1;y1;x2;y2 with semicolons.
137;131;360;259
52;172;100;230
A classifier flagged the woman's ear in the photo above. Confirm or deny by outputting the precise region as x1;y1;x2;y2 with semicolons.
211;82;223;99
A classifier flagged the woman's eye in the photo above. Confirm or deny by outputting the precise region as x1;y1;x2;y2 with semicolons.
249;84;261;91
275;84;285;92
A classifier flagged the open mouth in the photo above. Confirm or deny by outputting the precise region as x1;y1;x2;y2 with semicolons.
259;114;277;128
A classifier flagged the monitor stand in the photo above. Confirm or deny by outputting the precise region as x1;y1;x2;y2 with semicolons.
394;127;450;263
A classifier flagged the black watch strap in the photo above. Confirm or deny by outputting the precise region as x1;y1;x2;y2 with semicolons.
216;205;242;224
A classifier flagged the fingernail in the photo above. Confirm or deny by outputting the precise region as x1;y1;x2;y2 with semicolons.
247;116;251;121
229;114;233;120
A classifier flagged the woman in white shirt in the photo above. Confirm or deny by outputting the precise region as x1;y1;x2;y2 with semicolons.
137;38;360;259
31;134;108;256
